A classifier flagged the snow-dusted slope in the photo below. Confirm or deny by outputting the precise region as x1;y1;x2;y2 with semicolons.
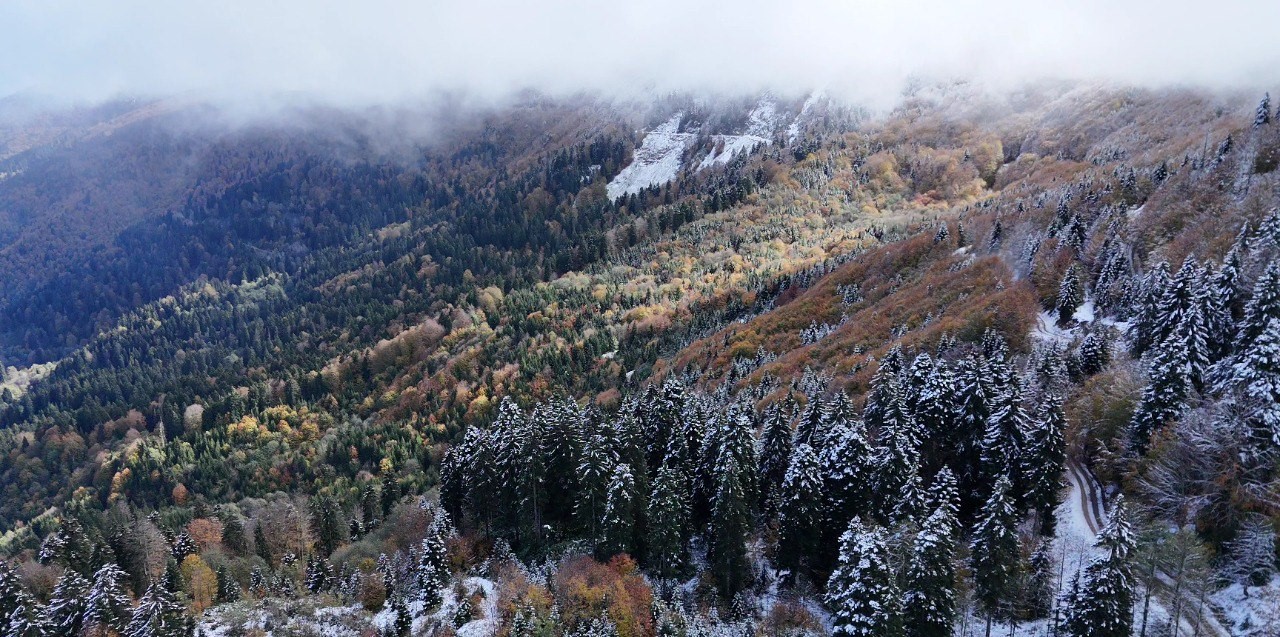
697;98;782;170
606;113;694;201
786;91;824;144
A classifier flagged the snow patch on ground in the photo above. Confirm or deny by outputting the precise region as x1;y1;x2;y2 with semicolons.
697;98;782;170
786;91;824;144
1213;577;1280;636
606;114;693;201
1031;310;1075;345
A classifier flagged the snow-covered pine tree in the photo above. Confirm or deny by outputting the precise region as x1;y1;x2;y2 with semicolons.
646;463;688;579
776;443;825;579
952;356;992;513
874;420;924;524
598;463;637;559
709;454;751;598
1059;497;1135;637
1226;515;1278;595
826;520;903;637
416;505;452;610
124;580;184;637
83;563;133;636
863;346;906;434
1078;328;1111;377
1129;338;1191;455
1023;392;1067;536
757;402;793;517
820;419;873;535
979;379;1028;504
5;601;47;637
215;566;240;603
42;569;89;637
574;430;617;543
0;562;29;633
1238;262;1280;352
440;425;485;524
911;359;959;480
170;530;197;563
1056;266;1083;325
1026;539;1055;619
1128;261;1172;357
794;394;827;450
902;499;958;637
1255;92;1272;127
970;475;1021;636
1232;317;1280;471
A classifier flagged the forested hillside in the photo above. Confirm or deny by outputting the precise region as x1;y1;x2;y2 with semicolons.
1;84;1278;637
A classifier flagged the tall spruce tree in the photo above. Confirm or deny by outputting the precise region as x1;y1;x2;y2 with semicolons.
1057;266;1083;325
708;454;751;598
599;464;637;559
42;569;89;637
757;403;794;517
1023;392;1067;536
1129;338;1191;455
820;419;874;536
776;443;825;579
826;520;903;637
1060;498;1136;637
646;464;688;579
903;501;958;637
84;563;134;636
417;505;452;610
970;476;1021;637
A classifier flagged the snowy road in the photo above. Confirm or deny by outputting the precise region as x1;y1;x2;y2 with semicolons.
1064;460;1231;637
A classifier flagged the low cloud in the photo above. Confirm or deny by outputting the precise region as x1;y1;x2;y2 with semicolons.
2;0;1278;109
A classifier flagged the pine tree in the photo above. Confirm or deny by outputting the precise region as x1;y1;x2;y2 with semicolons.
599;464;637;559
310;495;346;557
645;464;688;579
1233;317;1280;456
708;455;751;598
124;580;183;637
575;430;616;542
83;563;133;636
776;443;825;579
171;531;197;563
979;380;1028;504
220;514;249;556
388;595;411;637
1226;515;1277;593
253;522;273;567
1129;338;1191;455
1026;539;1055;619
1255;92;1272;127
1128;261;1171;357
43;569;89;637
970;476;1021;635
1060;497;1135;637
1023;392;1067;537
820;419;873;534
1078;329;1111;376
1057;266;1083;325
826;520;903;637
215;566;240;603
902;502;958;637
417;505;452;610
0;562;27;631
5;601;46;637
757;402;793;516
1239;263;1280;352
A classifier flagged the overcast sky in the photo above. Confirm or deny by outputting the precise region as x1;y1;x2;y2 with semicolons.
2;0;1278;108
